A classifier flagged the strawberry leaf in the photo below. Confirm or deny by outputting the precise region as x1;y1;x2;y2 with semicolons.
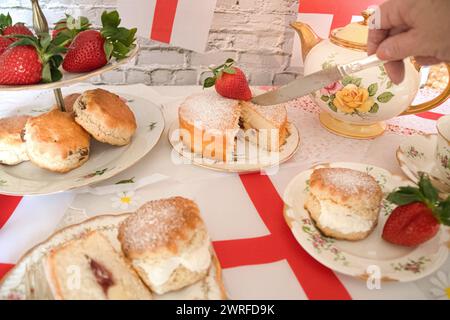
437;197;450;226
418;173;439;205
101;10;121;29
103;40;114;61
386;186;423;205
0;13;12;32
203;77;216;88
225;58;234;64
100;11;137;61
223;67;236;74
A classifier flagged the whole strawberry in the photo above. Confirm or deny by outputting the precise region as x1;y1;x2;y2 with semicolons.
0;36;13;55
62;10;136;73
52;14;91;47
0;13;33;40
203;58;252;101
0;34;65;85
383;174;450;247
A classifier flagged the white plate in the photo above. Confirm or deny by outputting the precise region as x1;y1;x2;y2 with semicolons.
168;121;300;173
0;46;138;92
283;162;449;282
0;213;227;300
397;134;450;193
0;93;164;195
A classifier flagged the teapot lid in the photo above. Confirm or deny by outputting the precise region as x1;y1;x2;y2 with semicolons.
330;10;371;51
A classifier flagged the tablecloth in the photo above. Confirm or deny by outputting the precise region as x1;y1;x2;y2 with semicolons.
0;84;449;300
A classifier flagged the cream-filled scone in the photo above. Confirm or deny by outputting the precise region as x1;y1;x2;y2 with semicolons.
304;168;382;241
73;89;137;146
23;110;90;173
44;231;152;300
240;100;288;151
118;197;212;295
0;115;31;165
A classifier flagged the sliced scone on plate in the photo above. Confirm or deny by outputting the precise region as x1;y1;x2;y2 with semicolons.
44;231;152;300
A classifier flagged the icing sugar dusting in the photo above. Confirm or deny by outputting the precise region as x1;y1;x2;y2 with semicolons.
179;90;240;131
119;197;199;253
319;168;379;194
245;101;287;126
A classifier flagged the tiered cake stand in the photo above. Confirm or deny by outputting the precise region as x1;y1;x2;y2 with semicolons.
0;0;166;196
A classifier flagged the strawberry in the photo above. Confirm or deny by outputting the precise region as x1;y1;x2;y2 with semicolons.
62;10;136;73
0;36;13;55
203;58;252;101
52;14;91;47
0;13;33;40
0;34;66;85
383;174;450;247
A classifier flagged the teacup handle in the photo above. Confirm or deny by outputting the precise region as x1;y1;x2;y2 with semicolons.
401;63;450;116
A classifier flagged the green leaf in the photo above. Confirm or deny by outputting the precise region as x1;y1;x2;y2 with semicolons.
437;197;450;226
0;13;12;31
352;77;362;87
203;77;216;88
368;83;378;96
103;41;114;60
386;186;423;205
321;95;329;102
101;10;120;28
386;80;393;89
223;67;236;74
377;92;394;103
41;63;52;83
39;33;52;51
342;76;353;86
369;103;379;113
418;174;439;204
225;58;234;64
328;101;337;112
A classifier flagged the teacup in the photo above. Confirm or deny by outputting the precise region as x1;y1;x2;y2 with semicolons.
436;115;450;184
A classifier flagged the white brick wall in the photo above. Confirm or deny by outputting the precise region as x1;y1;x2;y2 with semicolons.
1;0;302;86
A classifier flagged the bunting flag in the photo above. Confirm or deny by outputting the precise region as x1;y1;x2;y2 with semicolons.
292;0;385;67
117;0;217;52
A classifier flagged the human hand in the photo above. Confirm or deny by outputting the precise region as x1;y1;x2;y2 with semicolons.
367;0;450;84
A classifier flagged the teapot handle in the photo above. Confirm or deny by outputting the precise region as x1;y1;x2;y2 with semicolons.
401;63;450;116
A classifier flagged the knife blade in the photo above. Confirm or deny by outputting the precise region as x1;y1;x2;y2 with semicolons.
252;55;383;106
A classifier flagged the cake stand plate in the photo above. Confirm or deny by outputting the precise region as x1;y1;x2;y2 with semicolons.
0;46;139;92
282;162;449;282
0;93;164;196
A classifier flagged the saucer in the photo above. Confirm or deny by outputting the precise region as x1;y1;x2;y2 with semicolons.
396;134;450;194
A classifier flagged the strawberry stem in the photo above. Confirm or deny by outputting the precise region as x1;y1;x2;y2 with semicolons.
203;58;236;88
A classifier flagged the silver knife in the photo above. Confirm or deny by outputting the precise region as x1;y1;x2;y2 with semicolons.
252;55;384;106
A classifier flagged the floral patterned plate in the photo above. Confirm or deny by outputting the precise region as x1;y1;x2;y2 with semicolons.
397;134;450;194
283;162;449;282
0;213;227;300
0;93;165;195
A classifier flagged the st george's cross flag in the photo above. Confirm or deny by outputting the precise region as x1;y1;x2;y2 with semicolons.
118;0;217;52
292;0;385;67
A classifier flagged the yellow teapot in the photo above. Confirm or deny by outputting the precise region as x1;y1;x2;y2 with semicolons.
292;10;450;139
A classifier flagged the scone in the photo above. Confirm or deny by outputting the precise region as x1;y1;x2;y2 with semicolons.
44;231;152;300
23;110;90;173
73;89;137;146
0;115;30;165
118;197;212;295
304;168;382;241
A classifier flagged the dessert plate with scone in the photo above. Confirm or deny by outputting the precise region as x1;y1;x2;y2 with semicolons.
283;162;449;282
169;89;300;173
0;197;226;300
0;89;164;195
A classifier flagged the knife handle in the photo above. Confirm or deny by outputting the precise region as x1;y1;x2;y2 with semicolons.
338;55;384;77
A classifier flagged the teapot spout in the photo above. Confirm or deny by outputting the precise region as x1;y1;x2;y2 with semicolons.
290;21;322;61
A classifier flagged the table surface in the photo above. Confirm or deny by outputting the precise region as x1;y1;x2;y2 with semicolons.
0;84;449;300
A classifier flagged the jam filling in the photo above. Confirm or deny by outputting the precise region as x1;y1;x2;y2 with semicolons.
86;255;114;295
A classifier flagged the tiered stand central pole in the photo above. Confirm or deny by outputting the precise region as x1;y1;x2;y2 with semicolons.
31;0;66;112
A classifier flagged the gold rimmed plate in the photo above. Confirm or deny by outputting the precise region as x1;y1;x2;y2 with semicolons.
283;162;449;282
